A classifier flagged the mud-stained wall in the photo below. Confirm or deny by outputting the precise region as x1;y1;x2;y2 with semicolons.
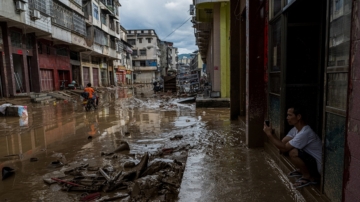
344;1;360;201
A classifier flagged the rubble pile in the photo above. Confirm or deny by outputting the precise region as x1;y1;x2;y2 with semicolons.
43;141;185;202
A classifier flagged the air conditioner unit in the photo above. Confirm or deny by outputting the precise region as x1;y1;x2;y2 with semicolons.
16;1;26;12
31;10;41;20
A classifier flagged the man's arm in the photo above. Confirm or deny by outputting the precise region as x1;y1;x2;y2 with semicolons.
282;136;293;144
263;123;294;152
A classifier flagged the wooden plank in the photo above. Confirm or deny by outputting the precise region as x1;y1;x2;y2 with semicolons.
47;93;71;100
57;91;72;97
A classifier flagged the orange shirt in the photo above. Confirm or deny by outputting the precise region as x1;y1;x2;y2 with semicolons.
84;87;95;98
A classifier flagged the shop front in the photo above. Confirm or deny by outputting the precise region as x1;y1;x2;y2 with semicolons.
116;65;126;85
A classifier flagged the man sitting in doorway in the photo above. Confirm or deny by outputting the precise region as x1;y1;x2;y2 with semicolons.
263;106;322;188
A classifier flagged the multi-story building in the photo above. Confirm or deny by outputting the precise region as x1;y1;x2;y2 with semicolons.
191;0;230;98
81;0;121;87
127;29;161;84
0;0;125;96
159;41;178;76
114;25;133;85
178;55;192;66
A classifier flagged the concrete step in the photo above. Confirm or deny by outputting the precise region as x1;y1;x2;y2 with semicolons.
31;96;53;102
30;93;49;99
47;93;71;101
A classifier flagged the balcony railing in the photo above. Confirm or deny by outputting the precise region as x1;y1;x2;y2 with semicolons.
52;2;72;30
28;0;52;16
73;12;86;36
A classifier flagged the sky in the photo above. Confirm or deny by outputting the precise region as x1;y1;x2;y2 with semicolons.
119;0;197;55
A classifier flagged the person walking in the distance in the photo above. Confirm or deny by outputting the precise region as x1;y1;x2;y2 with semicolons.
84;83;97;109
263;106;322;188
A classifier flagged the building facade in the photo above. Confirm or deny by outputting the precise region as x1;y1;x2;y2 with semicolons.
159;41;178;77
114;26;133;86
192;0;230;98
0;0;125;96
127;29;161;84
81;0;122;88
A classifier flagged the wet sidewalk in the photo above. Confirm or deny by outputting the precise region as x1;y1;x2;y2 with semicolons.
178;112;305;202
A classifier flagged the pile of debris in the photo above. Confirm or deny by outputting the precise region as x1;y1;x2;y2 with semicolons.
31;92;74;104
0;103;28;117
43;141;185;201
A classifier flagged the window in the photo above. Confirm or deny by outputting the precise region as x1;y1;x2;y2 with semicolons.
132;49;138;56
141;30;144;33
10;31;22;48
93;3;99;20
147;38;152;43
101;12;106;25
140;49;146;56
138;38;142;43
140;61;146;66
56;47;68;56
73;12;86;36
53;2;73;30
128;39;136;45
271;19;281;71
272;0;282;18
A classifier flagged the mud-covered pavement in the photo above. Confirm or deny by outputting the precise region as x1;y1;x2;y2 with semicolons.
0;86;304;202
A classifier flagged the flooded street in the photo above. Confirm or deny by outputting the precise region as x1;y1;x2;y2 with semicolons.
0;86;303;201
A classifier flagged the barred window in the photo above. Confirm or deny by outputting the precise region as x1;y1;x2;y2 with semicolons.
94;28;107;46
132;49;138;56
73;12;86;36
53;2;72;30
128;39;135;45
140;49;146;56
29;0;51;16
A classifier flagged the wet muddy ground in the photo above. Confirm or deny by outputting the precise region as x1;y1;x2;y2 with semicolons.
0;86;304;201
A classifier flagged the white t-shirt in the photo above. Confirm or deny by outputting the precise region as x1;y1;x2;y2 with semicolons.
286;125;322;173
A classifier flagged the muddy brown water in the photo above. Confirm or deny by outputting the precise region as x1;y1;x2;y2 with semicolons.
0;86;303;202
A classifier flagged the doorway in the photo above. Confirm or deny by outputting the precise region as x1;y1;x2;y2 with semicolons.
12;54;25;93
58;70;70;90
284;0;325;136
71;65;82;87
